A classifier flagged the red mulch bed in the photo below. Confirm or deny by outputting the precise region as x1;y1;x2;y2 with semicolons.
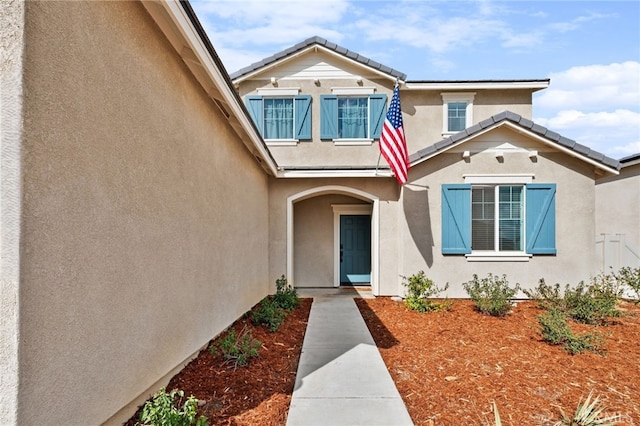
355;298;640;426
126;298;312;426
126;297;640;425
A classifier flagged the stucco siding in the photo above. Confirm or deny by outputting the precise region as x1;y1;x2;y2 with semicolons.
19;2;269;424
402;129;599;297
596;163;640;248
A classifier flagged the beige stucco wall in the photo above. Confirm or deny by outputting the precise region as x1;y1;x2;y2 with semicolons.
269;127;602;298
402;126;600;297
236;52;536;169
596;162;640;248
17;2;269;424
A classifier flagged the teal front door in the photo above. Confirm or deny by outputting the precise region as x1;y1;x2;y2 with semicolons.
340;215;371;284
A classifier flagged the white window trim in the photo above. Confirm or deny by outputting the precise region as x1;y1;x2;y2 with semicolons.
257;88;300;96
265;140;298;147
442;92;475;136
465;177;531;261
331;87;375;95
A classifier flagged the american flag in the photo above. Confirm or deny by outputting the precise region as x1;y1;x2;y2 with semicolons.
379;85;410;185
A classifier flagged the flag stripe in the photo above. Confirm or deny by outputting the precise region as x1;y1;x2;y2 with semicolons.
379;85;410;185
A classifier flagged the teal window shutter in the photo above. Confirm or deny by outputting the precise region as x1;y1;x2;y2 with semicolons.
246;96;263;136
369;94;387;139
526;183;557;254
441;184;472;254
294;95;312;140
320;95;338;139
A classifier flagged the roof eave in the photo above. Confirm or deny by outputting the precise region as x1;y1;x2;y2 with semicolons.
403;80;550;91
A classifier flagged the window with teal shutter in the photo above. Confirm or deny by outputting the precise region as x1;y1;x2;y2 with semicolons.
442;182;556;256
441;184;472;254
320;94;387;140
526;184;557;254
245;95;311;141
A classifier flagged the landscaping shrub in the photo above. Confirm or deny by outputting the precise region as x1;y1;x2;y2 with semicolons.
462;273;520;317
556;390;622;425
614;266;640;303
402;270;451;312
210;326;261;368
538;308;603;355
524;276;622;326
140;387;209;426
273;274;299;311
251;297;287;332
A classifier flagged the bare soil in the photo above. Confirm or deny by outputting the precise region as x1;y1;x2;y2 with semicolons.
127;297;640;425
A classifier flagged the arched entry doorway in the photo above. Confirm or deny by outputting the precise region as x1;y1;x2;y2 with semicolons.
286;186;380;295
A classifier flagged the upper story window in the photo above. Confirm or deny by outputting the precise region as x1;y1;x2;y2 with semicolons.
246;88;311;146
442;92;475;135
321;88;387;145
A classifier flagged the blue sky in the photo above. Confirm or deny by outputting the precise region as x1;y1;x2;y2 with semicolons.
190;0;640;159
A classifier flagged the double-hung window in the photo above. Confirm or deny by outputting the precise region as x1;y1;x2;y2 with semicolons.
442;180;556;260
320;88;387;145
442;93;475;135
246;91;312;145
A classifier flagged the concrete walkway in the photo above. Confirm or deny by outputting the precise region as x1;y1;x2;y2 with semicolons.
286;295;414;426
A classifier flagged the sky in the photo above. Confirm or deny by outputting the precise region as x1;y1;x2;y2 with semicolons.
190;0;640;159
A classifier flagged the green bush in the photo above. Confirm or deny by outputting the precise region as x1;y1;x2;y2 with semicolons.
564;278;621;325
462;273;520;317
538;308;603;355
524;276;622;326
272;274;299;311
402;271;451;312
210;326;261;368
522;279;565;311
140;387;208;426
614;266;640;303
251;297;286;332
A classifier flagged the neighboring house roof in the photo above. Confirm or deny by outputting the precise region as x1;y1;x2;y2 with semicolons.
620;153;640;167
230;36;407;83
410;111;620;174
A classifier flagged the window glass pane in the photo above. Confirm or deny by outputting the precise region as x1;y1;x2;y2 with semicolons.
498;186;523;251
338;97;368;138
263;98;293;139
472;187;495;250
448;102;466;132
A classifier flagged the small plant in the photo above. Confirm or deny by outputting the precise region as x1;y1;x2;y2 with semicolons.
538;308;603;355
140;387;209;426
210;326;261;368
273;274;299;311
564;278;621;326
402;270;451;312
614;266;640;303
251;297;286;332
523;279;565;311
555;391;622;425
462;273;520;317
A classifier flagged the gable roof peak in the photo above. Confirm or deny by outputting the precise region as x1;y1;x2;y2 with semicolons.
230;36;407;83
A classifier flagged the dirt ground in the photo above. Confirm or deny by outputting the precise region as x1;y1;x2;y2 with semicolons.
127;296;640;425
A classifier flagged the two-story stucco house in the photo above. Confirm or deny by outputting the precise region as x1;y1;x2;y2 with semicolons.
233;36;621;298
1;1;631;425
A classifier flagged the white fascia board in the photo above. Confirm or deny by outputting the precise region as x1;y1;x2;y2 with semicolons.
404;81;549;91
277;169;394;178
143;1;278;176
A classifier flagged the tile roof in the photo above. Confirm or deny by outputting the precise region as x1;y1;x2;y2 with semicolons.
229;36;407;82
409;111;620;171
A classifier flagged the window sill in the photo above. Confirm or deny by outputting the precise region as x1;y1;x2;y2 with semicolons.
465;253;532;262
333;139;373;146
265;140;298;147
